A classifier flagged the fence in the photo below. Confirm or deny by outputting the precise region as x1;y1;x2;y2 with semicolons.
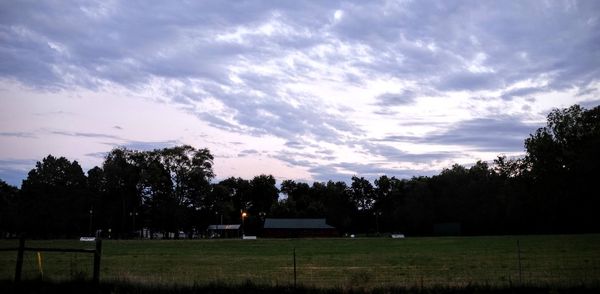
0;236;598;288
0;236;102;284
228;245;600;288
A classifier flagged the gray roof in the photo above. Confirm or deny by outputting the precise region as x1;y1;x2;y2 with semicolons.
207;224;240;230
263;218;335;229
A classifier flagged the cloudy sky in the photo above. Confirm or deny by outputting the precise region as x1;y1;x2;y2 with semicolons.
1;1;599;186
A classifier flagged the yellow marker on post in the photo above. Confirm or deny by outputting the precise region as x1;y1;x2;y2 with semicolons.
37;251;44;279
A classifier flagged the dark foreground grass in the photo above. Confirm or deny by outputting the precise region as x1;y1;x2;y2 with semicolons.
0;280;599;294
1;235;599;288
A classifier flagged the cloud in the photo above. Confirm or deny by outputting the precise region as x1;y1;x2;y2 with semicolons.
580;99;600;109
118;140;180;151
51;131;121;140
0;158;37;187
0;132;37;138
1;1;598;184
374;90;417;106
238;149;259;157
436;72;502;92
357;141;457;164
309;162;437;183
382;116;541;152
501;86;547;101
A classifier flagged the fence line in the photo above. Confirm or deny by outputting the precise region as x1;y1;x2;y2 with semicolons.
1;238;599;288
3;236;102;284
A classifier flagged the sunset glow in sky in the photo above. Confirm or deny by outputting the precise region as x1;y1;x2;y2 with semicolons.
1;1;599;186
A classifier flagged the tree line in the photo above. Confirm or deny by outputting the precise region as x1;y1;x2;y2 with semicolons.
0;104;598;238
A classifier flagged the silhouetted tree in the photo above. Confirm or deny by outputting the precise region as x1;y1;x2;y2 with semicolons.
524;104;600;232
19;155;89;237
3;104;598;237
0;180;19;237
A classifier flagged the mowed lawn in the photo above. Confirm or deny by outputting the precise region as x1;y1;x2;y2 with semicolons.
1;235;599;288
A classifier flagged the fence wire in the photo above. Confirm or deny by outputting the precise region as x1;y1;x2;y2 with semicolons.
1;238;599;288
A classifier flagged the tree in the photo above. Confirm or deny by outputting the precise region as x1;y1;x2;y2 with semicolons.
102;148;140;237
248;175;279;214
350;176;375;211
19;155;88;237
279;180;324;217
321;181;354;233
524;104;600;232
0;180;19;237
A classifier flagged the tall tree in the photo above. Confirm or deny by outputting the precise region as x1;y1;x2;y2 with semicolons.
102;148;140;237
19;155;88;237
524;104;600;232
350;176;375;211
0;180;19;237
248;175;279;214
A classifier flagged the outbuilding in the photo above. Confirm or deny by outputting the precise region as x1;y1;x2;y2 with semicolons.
262;218;338;238
207;224;241;238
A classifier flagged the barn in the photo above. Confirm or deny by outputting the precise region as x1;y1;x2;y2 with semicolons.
262;218;338;238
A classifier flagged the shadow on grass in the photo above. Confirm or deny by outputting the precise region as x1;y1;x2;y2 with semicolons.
0;280;598;294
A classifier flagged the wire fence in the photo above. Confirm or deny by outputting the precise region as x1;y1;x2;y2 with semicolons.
1;237;599;288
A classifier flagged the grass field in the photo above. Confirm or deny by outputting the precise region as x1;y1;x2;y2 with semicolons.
1;235;599;289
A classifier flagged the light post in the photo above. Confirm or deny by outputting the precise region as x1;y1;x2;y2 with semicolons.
88;207;93;236
129;211;138;238
214;211;220;238
241;211;247;237
373;211;382;236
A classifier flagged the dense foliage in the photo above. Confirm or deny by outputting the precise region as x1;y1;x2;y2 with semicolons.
0;104;598;237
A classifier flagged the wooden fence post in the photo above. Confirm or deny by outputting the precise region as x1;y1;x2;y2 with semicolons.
293;247;297;288
517;240;522;285
93;239;102;284
15;236;25;282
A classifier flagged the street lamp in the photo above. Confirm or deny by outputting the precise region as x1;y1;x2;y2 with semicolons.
214;211;222;238
129;211;138;238
88;208;93;236
241;211;248;237
373;211;382;236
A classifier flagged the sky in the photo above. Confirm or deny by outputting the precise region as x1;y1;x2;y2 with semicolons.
1;0;599;187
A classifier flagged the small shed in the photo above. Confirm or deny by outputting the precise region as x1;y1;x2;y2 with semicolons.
207;224;241;238
262;218;338;238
